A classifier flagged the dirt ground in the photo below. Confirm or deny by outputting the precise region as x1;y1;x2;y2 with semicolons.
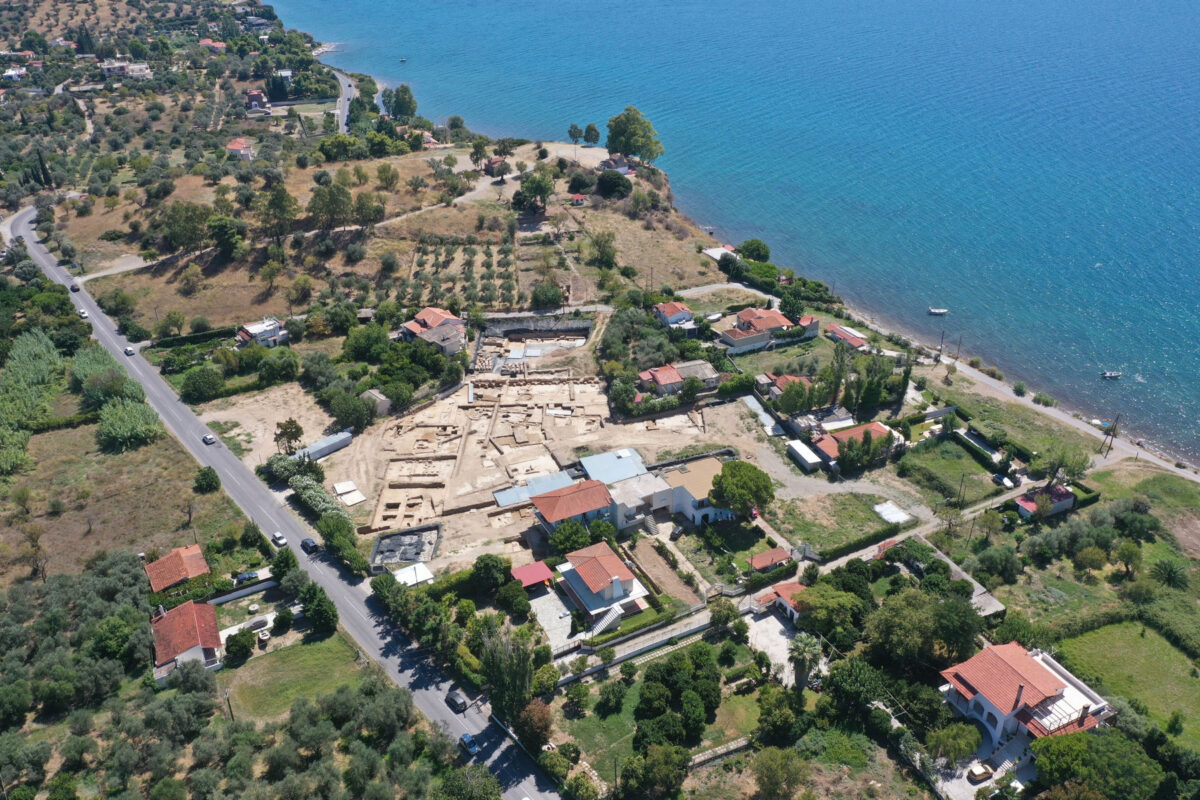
684;753;933;800
198;383;337;470
632;537;700;606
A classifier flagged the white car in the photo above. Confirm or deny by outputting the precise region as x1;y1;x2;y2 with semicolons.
124;346;135;356
78;308;89;319
271;531;287;547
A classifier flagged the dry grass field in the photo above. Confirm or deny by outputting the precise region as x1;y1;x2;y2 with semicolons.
0;423;244;585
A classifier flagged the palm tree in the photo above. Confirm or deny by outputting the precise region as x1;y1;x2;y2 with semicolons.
787;632;822;690
1151;559;1189;590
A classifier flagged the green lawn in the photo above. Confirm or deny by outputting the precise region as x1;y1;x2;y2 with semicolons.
764;493;889;552
729;334;836;378
990;560;1121;624
896;437;1000;507
557;640;761;768
218;632;364;720
673;521;774;584
931;381;1098;457
1060;622;1200;750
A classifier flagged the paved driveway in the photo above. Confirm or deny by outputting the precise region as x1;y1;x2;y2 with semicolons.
529;586;581;653
747;611;796;686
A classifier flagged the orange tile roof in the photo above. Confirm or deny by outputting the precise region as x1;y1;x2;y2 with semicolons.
566;541;634;594
737;308;792;333
749;547;791;571
813;421;893;460
531;480;613;524
798;315;819;326
771;580;807;611
414;306;459;328
767;373;811;392
638;364;683;387
144;544;210;592
940;642;1065;713
654;301;692;318
152;601;220;666
226;137;250;151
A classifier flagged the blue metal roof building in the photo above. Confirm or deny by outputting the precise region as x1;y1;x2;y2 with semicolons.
580;449;647;485
493;471;575;508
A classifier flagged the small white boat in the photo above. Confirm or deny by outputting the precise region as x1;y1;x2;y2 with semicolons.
1100;371;1122;379
928;307;949;316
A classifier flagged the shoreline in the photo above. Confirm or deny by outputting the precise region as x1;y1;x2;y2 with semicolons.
834;297;1198;480
296;34;1199;481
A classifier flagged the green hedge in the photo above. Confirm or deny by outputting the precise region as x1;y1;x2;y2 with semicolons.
1070;481;1101;508
28;411;100;432
954;430;1003;472
772;325;817;342
744;560;797;592
819;523;903;562
154;326;238;349
588;608;674;646
149;573;236;609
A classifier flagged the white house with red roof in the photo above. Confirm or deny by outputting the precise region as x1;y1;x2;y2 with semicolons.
825;323;870;351
1014;484;1076;520
637;364;684;395
757;372;812;400
810;420;895;470
755;579;807;623
152;601;223;682
530;479;614;532
557;541;649;631
225;137;254;161
400;307;466;355
720;307;793;354
653;300;694;328
198;38;227;54
940;642;1110;745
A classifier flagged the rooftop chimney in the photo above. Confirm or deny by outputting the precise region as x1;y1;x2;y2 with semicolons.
610;575;624;599
1079;703;1091;724
1013;683;1025;712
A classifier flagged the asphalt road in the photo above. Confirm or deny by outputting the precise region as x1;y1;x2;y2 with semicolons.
9;207;554;800
329;67;356;134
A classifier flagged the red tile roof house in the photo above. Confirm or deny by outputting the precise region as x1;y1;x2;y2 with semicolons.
530;480;615;533
400;307;465;353
225;137;254;161
556;542;649;632
758;372;812;400
1015;484;1076;520
755;580;807;623
144;544;210;593
795;314;820;339
719;307;793;354
811;421;895;472
152;601;223;682
825;323;871;351
637;364;684;395
198;38;227;54
245;89;268;109
653;300;694;328
939;642;1111;747
748;546;792;573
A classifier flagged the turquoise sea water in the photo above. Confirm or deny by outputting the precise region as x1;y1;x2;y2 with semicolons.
273;0;1200;459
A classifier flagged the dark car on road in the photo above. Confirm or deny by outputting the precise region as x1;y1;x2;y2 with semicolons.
458;733;480;757
300;538;319;554
446;691;468;713
235;571;259;585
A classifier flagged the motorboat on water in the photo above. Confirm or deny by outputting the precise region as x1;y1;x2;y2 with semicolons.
1100;371;1122;379
928;307;949;315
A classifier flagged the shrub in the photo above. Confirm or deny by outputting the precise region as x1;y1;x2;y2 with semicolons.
96;399;163;452
193;466;220;493
225;629;256;662
181;366;224;402
595;170;632;199
1013;381;1027;396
